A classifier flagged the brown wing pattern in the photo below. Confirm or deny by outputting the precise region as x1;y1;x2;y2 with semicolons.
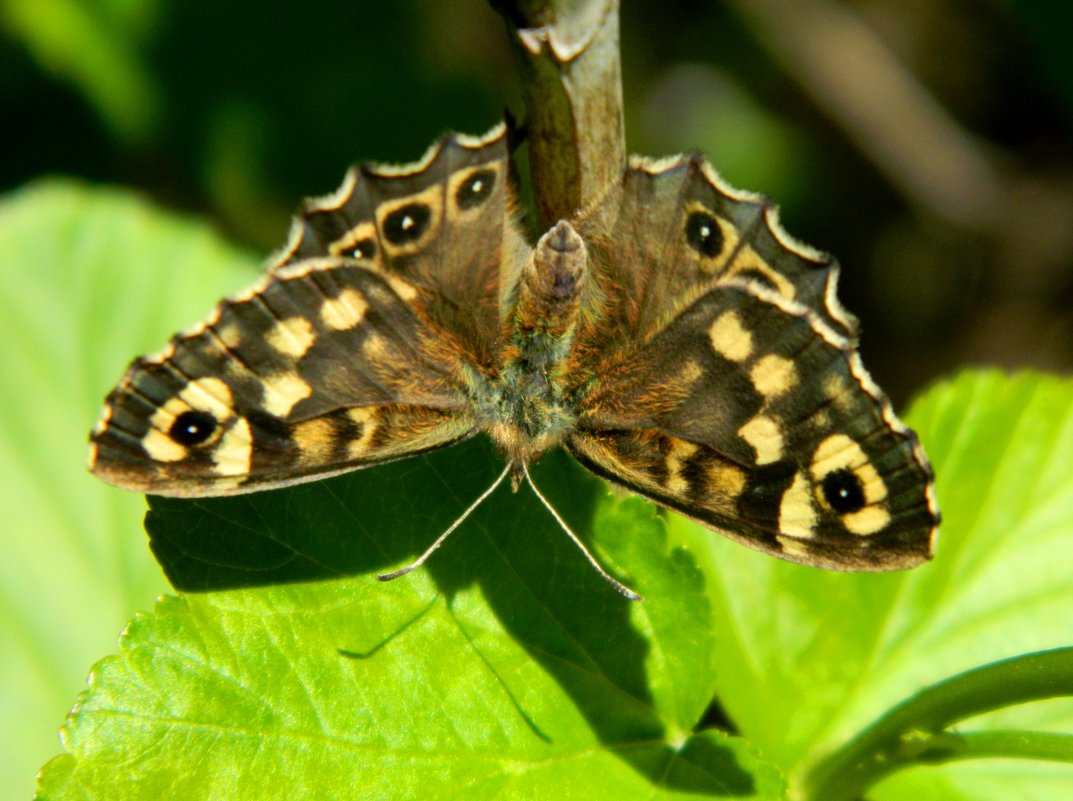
568;276;937;570
89;261;482;496
89;126;526;497
573;154;856;353
272;124;528;368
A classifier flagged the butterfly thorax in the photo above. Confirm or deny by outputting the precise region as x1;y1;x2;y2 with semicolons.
483;221;588;480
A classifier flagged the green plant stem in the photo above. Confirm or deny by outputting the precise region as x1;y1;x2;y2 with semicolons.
801;647;1073;801
927;730;1073;763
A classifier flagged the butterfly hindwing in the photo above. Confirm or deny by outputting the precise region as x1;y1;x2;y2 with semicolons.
568;278;935;570
272;124;526;368
575;154;855;351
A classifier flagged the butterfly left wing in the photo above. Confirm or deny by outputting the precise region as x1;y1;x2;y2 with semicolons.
567;277;939;571
89;260;480;497
270;124;524;369
90;126;526;498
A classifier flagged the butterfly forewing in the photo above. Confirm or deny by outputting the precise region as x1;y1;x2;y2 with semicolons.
569;277;935;569
90;258;481;496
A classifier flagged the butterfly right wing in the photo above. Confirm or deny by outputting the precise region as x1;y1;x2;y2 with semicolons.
573;152;856;352
567;277;939;571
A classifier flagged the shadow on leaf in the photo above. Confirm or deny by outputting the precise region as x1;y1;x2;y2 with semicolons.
145;437;756;796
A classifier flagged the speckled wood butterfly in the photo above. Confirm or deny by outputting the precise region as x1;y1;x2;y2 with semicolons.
89;123;940;595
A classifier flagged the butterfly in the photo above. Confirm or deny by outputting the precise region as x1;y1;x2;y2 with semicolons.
88;123;940;597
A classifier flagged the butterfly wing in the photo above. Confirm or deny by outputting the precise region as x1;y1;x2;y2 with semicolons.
272;123;526;368
90;127;523;497
569;278;937;569
574;153;855;350
566;154;939;570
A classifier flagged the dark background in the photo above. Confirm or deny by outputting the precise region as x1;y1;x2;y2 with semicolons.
3;0;1071;404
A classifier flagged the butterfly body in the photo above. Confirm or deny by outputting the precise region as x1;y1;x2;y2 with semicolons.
89;123;939;573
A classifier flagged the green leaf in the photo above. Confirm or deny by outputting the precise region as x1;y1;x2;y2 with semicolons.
680;370;1073;799
1;0;161;141
0;179;257;799
37;442;783;799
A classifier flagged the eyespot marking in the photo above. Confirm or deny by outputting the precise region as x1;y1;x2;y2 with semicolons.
455;168;496;211
810;434;891;536
169;410;218;446
383;202;431;245
821;469;866;514
685;211;724;258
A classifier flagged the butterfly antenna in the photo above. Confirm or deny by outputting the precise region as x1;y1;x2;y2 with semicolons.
377;463;512;582
522;463;643;601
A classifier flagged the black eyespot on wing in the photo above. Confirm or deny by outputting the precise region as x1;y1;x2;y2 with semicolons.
822;469;866;514
383;203;432;245
685;211;724;258
348;238;376;260
455;169;496;211
169;410;218;446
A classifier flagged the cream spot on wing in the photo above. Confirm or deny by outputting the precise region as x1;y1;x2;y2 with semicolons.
664;439;699;495
210;476;245;492
362;332;388;361
776;536;814;561
737;415;783;464
347;407;378;458
675;359;704;389
216;322;242;349
91;404;113;437
779;470;817;539
844;505;892;536
705;461;747;504
213;418;252;476
179;377;234;419
751;354;798;400
262;372;312;418
823;373;855;413
321;288;368;331
266;316;316;359
293;417;336;463
142;428;188;462
386;275;419;302
709;311;753;362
